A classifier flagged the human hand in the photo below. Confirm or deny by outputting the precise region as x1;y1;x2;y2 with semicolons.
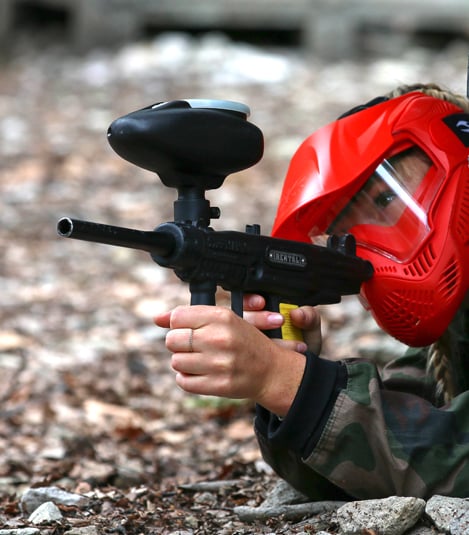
154;305;307;417
243;294;322;355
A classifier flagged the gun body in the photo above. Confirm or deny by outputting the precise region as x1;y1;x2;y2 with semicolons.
58;217;373;318
154;223;372;307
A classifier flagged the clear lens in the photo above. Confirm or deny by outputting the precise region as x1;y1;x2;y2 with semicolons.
311;147;435;262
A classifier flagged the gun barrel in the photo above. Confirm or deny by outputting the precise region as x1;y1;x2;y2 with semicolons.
57;217;176;257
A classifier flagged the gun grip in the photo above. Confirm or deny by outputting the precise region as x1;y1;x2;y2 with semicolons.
278;303;304;342
262;295;304;342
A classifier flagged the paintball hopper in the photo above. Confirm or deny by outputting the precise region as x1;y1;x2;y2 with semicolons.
107;99;264;190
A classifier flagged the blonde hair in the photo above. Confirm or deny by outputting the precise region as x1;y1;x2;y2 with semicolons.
427;332;456;404
386;83;469;403
385;83;469;112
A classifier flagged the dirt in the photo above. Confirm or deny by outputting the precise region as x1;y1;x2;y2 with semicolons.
1;33;467;533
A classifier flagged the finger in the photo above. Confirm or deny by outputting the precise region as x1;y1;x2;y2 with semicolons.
169;305;228;330
171;349;228;377
271;338;308;354
174;372;228;397
171;352;205;376
174;372;206;395
243;294;266;311
154;310;172;328
290;306;322;354
165;328;195;353
243;310;284;330
289;306;320;330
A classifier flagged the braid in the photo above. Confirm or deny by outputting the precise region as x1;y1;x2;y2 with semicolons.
427;333;456;404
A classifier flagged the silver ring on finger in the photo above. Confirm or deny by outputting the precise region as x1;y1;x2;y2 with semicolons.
188;329;194;352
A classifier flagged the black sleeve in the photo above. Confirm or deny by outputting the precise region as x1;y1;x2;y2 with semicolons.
255;352;347;459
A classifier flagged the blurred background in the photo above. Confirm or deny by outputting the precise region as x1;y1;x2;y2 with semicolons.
0;0;468;510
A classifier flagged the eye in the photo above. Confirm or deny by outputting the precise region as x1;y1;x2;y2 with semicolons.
374;190;397;208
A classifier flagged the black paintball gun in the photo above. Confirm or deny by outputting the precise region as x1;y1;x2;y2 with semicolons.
57;99;373;340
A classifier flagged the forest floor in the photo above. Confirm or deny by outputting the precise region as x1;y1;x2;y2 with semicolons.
0;33;467;533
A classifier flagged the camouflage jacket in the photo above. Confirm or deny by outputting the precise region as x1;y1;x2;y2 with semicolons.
255;309;469;500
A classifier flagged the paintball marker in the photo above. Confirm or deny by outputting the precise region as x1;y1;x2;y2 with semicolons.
57;99;373;339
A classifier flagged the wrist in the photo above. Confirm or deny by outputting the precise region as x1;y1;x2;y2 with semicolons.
255;348;306;417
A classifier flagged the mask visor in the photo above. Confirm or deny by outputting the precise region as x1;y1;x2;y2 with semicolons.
311;146;434;262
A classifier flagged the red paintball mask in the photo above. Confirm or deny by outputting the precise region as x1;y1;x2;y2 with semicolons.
272;92;469;346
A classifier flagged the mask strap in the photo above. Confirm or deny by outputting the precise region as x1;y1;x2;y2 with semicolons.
337;96;389;120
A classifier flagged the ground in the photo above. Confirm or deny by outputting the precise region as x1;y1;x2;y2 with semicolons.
0;33;467;533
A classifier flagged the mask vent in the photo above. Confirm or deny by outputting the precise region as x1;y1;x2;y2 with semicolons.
455;176;469;242
403;243;436;277
438;257;460;300
373;264;397;274
379;289;435;341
